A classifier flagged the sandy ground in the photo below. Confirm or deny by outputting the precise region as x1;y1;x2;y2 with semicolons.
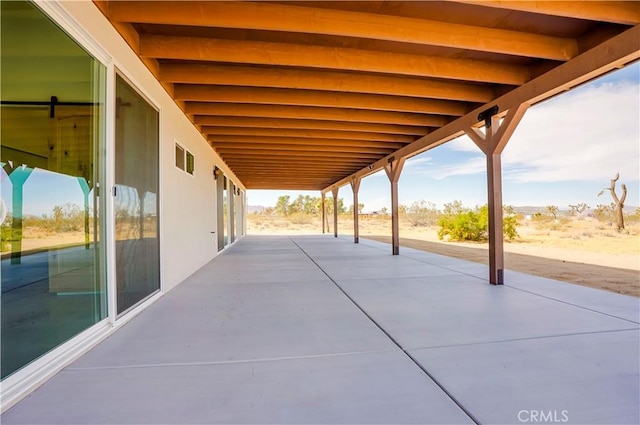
248;215;640;297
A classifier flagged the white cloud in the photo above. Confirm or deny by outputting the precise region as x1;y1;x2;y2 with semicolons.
447;135;480;153
409;81;639;184
503;81;639;183
411;156;486;180
404;156;433;168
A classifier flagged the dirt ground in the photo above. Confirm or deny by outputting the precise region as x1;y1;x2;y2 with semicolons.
248;214;640;297
365;235;639;297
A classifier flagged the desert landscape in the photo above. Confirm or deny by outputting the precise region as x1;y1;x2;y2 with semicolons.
248;210;640;297
3;203;638;297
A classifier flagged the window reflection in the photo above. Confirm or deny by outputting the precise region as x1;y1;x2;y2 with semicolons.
114;74;160;315
1;0;106;379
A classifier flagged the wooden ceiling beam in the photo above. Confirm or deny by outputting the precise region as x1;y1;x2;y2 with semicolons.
209;139;404;150
230;165;362;172
175;85;469;116
195;116;429;136
451;1;640;25
240;175;336;180
243;183;332;189
109;1;579;60
226;159;363;167
203;127;416;143
145;36;529;85
228;159;361;166
222;156;373;164
160;63;495;102
240;177;338;182
213;143;396;155
238;174;338;179
187;103;449;127
236;170;352;176
218;150;381;160
241;175;335;180
208;135;407;149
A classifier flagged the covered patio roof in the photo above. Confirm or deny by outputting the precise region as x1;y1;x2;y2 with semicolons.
94;1;640;190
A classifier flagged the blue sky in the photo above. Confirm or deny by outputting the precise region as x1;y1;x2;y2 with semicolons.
248;62;640;212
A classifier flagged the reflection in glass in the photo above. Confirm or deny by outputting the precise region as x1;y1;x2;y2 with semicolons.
114;75;160;315
216;173;224;251
1;0;106;379
231;183;236;243
223;176;228;247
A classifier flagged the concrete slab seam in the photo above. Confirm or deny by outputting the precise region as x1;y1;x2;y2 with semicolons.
403;327;640;352
64;349;400;372
504;284;640;325
289;236;481;425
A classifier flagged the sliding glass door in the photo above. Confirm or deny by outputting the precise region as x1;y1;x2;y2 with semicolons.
114;74;160;315
1;0;106;379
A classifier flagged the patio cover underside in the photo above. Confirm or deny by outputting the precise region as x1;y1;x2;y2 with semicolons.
3;235;638;424
94;1;640;190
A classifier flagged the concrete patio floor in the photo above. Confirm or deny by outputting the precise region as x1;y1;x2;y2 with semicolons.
3;235;639;424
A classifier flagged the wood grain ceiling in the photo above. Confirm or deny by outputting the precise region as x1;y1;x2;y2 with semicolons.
94;1;640;190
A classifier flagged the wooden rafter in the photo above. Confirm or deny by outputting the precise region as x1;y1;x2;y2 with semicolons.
143;36;530;85
204;127;415;143
187;104;450;127
208;136;406;150
174;85;469;115
194;117;430;136
109;1;579;59
159;63;496;102
214;144;398;155
451;1;640;25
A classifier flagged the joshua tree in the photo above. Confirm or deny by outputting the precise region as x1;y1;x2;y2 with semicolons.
598;173;627;231
546;205;559;221
568;203;590;216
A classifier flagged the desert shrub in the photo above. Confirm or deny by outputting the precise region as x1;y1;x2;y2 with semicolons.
405;200;439;227
531;212;548;222
625;208;640;224
438;203;519;242
23;203;85;233
594;204;615;223
1;220;15;252
503;214;519;240
48;203;84;232
438;208;486;241
287;212;312;225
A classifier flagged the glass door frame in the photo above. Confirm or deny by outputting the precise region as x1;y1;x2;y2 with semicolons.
108;68;164;322
1;0;113;409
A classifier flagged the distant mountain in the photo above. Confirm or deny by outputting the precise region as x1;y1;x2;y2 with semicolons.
513;205;637;216
247;205;266;214
512;206;550;215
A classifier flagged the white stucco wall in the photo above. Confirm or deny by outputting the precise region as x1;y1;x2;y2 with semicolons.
57;0;245;292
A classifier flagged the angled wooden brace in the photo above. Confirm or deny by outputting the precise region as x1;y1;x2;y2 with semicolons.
464;103;529;284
